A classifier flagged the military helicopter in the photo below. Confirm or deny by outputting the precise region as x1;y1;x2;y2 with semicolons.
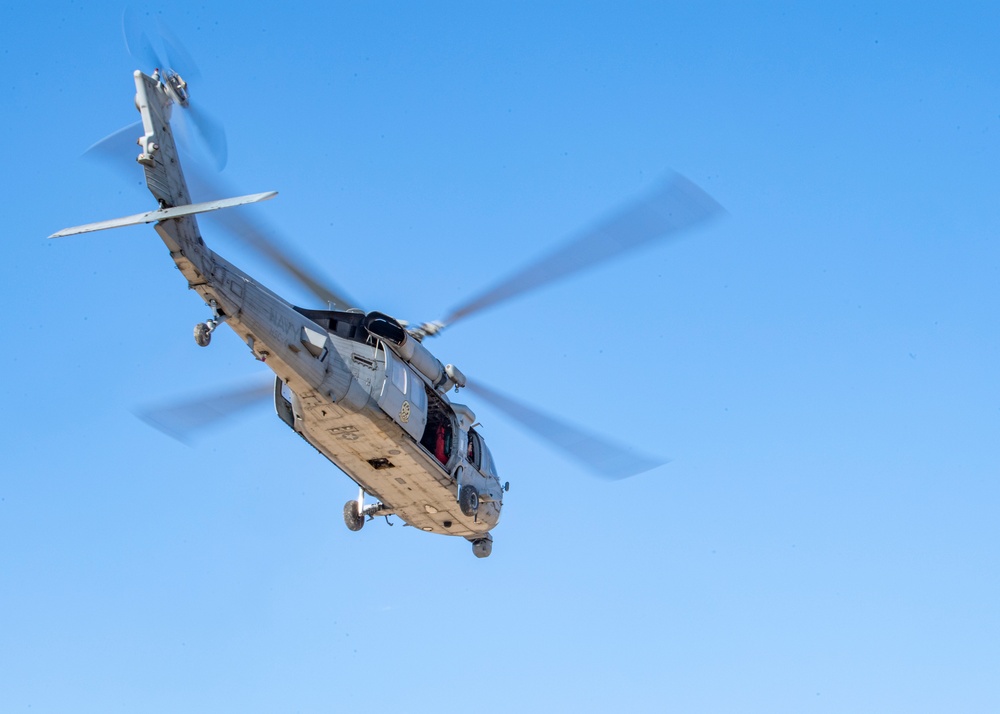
52;50;723;557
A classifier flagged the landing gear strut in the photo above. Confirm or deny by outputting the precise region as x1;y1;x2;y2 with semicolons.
343;487;388;532
194;301;226;347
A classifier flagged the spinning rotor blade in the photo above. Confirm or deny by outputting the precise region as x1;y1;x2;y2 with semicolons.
122;7;162;75
84;120;143;167
122;7;228;170
188;171;359;311
157;17;202;82
437;174;723;332
123;6;202;80
81;130;355;310
135;380;273;443
466;380;666;480
183;103;229;172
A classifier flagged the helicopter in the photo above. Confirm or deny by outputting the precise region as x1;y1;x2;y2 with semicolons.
51;61;723;558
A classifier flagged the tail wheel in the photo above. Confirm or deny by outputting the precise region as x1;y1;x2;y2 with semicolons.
458;485;479;517
343;500;364;531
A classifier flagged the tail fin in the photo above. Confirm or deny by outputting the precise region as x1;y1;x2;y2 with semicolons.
131;69;216;271
134;69;194;211
51;71;276;292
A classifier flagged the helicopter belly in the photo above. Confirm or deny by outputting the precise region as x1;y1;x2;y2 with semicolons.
295;401;496;537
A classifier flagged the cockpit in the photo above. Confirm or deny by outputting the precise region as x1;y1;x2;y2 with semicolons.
466;428;498;480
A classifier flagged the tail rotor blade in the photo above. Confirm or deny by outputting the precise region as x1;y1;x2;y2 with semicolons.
122;6;163;71
437;173;724;332
466;380;666;480
122;7;225;171
156;15;202;80
184;104;228;171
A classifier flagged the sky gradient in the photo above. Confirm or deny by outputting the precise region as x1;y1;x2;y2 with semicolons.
3;3;999;712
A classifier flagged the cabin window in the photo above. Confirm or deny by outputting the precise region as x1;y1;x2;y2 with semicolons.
391;359;408;394
411;378;426;412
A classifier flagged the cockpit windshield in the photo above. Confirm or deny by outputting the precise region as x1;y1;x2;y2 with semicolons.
480;442;497;479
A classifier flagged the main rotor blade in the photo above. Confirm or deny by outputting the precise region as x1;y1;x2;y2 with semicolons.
135;379;273;443
187;171;359;311
82;125;354;309
466;380;666;480
440;174;724;330
84;120;143;167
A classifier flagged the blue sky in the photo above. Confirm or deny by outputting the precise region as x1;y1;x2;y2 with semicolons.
3;2;998;712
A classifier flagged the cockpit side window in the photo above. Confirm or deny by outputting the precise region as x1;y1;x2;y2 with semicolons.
467;429;482;470
481;442;497;479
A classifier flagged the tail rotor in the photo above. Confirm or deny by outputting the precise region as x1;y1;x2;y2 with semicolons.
122;6;228;171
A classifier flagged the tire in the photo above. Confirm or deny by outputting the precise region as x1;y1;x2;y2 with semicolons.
343;500;364;531
458;485;479;517
194;322;211;347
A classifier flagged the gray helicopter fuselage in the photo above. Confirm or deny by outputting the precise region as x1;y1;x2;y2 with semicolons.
132;69;502;541
208;254;503;538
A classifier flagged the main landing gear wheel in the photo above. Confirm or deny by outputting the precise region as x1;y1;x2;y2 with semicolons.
194;322;211;347
343;500;364;531
471;536;492;558
458;485;479;517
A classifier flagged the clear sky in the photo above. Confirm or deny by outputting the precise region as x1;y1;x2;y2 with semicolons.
3;2;998;712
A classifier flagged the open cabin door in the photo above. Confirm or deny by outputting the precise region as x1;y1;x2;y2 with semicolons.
377;343;427;441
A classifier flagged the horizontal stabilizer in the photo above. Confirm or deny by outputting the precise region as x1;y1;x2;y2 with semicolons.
49;191;277;238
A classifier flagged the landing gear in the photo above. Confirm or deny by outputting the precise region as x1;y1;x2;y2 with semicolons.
343;487;388;532
471;534;493;558
458;485;479;517
343;499;364;531
194;322;212;347
194;301;226;347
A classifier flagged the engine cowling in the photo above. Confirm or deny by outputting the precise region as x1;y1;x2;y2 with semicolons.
364;311;465;394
